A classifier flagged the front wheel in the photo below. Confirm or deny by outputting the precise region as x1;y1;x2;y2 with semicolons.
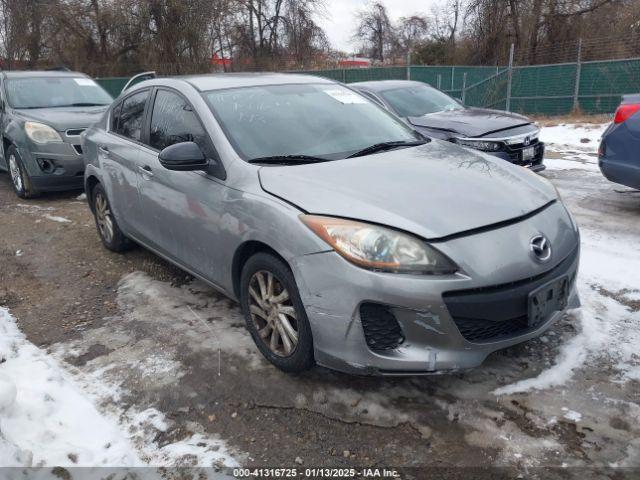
6;146;36;198
240;253;314;373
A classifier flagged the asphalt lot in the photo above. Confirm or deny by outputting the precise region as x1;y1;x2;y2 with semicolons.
0;129;639;475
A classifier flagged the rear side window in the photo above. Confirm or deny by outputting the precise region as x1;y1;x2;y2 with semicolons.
115;90;149;142
149;90;208;153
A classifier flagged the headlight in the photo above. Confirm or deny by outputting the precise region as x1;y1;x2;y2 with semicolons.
454;138;501;152
25;122;63;143
300;215;458;275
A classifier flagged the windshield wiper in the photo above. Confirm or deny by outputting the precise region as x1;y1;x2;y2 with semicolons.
55;103;110;107
71;102;110;107
247;155;331;165
347;140;427;158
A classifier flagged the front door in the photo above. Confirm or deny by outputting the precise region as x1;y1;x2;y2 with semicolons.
135;88;227;283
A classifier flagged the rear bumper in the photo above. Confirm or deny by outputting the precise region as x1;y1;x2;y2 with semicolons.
599;159;640;189
598;122;640;190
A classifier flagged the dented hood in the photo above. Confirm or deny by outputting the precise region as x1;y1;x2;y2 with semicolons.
258;140;557;240
408;107;532;137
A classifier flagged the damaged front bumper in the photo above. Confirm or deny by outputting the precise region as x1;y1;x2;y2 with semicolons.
289;203;580;376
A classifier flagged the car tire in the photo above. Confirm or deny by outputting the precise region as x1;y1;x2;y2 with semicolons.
240;252;315;373
91;183;131;252
6;146;37;199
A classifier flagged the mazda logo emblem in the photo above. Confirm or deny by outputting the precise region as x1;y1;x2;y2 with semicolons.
530;234;551;262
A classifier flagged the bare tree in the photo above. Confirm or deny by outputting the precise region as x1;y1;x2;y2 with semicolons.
0;0;637;74
352;2;393;62
284;0;329;66
395;14;429;58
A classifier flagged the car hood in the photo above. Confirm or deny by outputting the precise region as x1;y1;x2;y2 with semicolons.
258;140;556;240
14;106;109;131
408;107;531;137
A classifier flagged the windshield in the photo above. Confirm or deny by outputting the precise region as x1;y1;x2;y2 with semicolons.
380;85;464;117
204;83;417;160
6;77;113;109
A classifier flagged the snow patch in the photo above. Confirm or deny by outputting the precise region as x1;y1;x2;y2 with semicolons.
0;307;240;467
495;226;640;395
562;408;582;422
44;214;72;224
540;123;608;151
116;272;264;369
0;374;17;412
14;204;54;212
0;308;141;467
156;433;237;467
622;291;640;302
544;153;600;172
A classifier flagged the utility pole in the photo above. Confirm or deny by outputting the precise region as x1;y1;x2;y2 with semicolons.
461;72;467;104
573;39;583;112
505;43;514;112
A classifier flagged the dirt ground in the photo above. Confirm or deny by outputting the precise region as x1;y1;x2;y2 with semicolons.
0;143;639;478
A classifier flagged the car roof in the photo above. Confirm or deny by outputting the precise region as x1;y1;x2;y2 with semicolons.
137;72;335;92
349;80;430;92
2;70;89;79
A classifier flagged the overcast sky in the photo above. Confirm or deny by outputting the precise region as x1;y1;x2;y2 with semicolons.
316;0;441;53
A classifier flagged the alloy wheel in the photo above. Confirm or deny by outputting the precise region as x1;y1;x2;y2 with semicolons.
248;270;299;357
8;154;23;192
95;192;115;244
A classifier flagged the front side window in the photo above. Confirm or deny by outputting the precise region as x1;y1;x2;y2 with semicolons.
380;85;463;117
204;83;416;160
149;90;208;153
110;103;122;131
6;77;112;109
115;90;149;142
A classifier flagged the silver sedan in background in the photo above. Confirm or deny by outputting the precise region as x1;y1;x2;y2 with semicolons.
82;73;580;375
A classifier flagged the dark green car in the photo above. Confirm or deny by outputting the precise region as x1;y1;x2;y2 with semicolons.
0;70;112;198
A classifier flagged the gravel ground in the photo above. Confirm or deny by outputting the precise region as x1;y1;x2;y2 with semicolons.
0;137;638;477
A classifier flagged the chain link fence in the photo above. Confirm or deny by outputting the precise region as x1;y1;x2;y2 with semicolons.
92;36;640;116
287;56;640;116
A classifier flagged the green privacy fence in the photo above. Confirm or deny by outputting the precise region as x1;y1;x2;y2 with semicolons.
96;77;129;97
95;57;640;116
297;58;640;115
460;57;640;115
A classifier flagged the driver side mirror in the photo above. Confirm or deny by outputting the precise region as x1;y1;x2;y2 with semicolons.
158;141;208;171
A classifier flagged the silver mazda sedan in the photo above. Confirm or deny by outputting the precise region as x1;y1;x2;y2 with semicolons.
82;73;580;375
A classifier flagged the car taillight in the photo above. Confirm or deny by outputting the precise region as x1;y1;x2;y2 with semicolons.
614;103;640;124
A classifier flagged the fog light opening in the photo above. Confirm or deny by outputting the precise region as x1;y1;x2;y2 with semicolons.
37;158;56;173
359;303;405;352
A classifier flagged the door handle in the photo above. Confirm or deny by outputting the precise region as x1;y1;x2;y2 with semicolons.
98;145;110;156
137;165;154;177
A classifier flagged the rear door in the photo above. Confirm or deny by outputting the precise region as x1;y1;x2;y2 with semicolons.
135;87;227;281
99;88;151;236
